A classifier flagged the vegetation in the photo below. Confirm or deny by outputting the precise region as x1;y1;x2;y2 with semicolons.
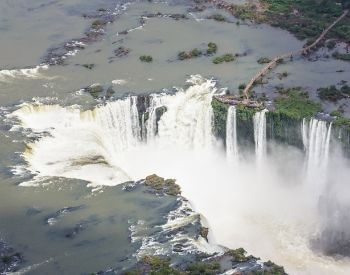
85;84;103;98
261;260;286;275
225;248;249;262
91;19;106;30
318;85;350;102
211;14;226;22
178;48;202;60
145;174;181;196
277;71;289;79
186;262;220;274
178;43;219;60
211;97;229;139
213;54;235;64
275;88;321;119
333;51;350;61
257;57;271;64
139;55;153;63
207;42;217;54
124;256;181;275
82;64;95;70
261;0;350;40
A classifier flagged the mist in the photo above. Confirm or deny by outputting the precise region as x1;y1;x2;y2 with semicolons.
10;76;350;274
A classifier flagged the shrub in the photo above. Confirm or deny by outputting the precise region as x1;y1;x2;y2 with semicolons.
139;55;153;62
257;57;271;64
213;54;235;64
207;42;218;54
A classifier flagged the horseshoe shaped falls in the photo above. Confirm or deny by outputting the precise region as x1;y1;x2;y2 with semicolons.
1;0;350;274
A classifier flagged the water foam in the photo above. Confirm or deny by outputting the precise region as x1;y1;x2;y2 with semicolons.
0;65;49;82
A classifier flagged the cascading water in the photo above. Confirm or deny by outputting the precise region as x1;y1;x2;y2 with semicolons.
10;75;217;186
253;109;268;165
226;106;238;164
144;94;165;142
302;118;332;185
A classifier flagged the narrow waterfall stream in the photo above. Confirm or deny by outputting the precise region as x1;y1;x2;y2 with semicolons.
226;105;238;164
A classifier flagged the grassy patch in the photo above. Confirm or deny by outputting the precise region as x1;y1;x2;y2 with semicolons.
318;85;350;102
207;42;218;54
139;55;153;63
275;88;321;119
178;48;202;60
213;54;235;64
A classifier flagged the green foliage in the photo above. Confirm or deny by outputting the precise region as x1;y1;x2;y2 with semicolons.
333;51;350;61
237;105;257;121
190;48;201;57
85;84;103;99
233;5;257;21
333;116;350;128
82;64;95;70
225;248;249;262
207;42;218;54
211;98;229;139
262;0;348;40
275;89;321;120
213;54;235;64
91;19;106;29
139;55;153;62
257;57;271;64
178;48;202;60
318;85;350;102
238;83;246;90
212;14;226;22
262;260;286;275
186;262;220;274
145;174;181;196
125;256;181;275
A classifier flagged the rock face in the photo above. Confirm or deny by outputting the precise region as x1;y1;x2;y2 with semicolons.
0;241;23;273
98;175;287;275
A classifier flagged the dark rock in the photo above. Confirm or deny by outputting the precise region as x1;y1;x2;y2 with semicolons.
85;84;104;99
0;242;23;273
114;47;130;57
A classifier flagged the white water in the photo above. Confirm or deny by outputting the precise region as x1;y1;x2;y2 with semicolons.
0;65;49;82
226;106;238;164
9;76;350;274
10;75;216;186
302;118;332;189
253;109;268;165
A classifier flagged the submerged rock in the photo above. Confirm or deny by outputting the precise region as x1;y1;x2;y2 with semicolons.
45;205;86;225
0;241;23;273
85;84;104;99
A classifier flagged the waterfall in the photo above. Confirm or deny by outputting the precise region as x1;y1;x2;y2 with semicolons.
254;109;268;164
145;94;164;142
226;106;238;164
10;75;217;186
302;118;332;185
156;76;216;150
